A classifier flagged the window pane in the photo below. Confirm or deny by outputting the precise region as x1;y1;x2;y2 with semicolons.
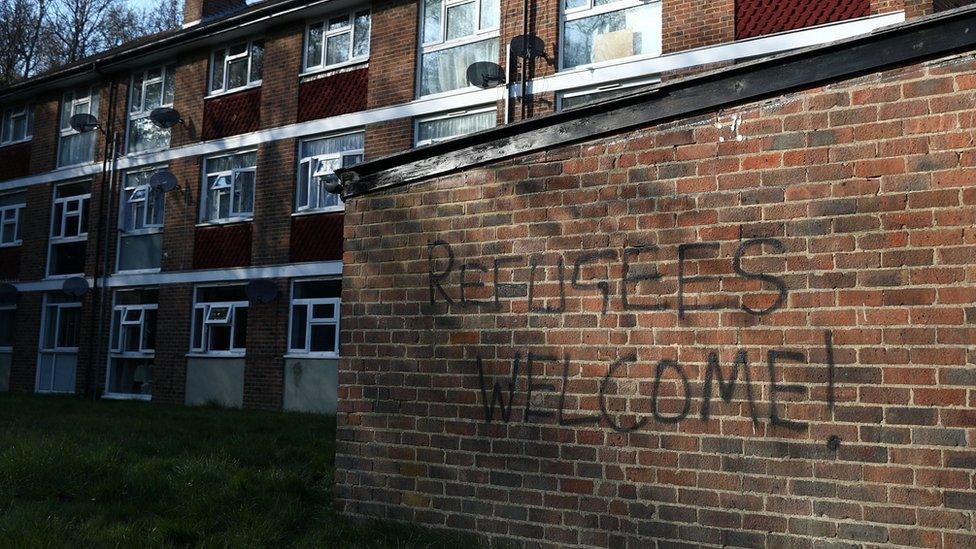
480;0;498;30
163;67;175;105
212;50;226;91
0;309;14;347
233;171;255;215
209;325;232;351
297;161;311;209
326;33;351;65
111;310;122;351
108;357;153;395
49;241;87;276
42;306;58;348
564;0;586;9
59;131;97;166
249;41;264;82
52;354;77;393
294;280;341;299
227;58;248;89
118;233;163;272
290;304;307;351
127;117;171;153
328;14;349;31
144;81;163;111
192;308;204;349
197;285;248;302
446;2;475;41
418;109;495;143
58;307;80;348
423;0;443;44
312;302;335;319
562;3;659;69
233;307;247;349
310;324;336;353
307;23;324;67
124;324;141;352
420;38;499;96
353;11;371;57
143;309;157;350
1;222;14;243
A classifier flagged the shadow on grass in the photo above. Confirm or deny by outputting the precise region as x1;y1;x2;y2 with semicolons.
0;394;478;548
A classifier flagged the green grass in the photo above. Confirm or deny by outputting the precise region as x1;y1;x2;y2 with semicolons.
0;394;473;548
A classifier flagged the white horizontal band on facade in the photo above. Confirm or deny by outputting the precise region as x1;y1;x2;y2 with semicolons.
0;11;904;195
9;261;343;292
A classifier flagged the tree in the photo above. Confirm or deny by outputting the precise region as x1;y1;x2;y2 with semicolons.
0;0;48;85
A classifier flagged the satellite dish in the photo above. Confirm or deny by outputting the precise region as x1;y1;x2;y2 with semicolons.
62;277;89;297
511;35;546;59
466;61;505;89
149;107;183;129
0;283;18;306
149;170;179;193
246;279;278;304
69;113;100;133
322;173;343;195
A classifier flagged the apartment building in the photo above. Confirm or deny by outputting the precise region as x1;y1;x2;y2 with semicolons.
0;0;957;412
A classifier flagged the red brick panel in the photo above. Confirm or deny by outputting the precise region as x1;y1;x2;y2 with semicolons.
736;0;871;39
290;213;343;263
336;51;976;547
0;142;31;182
297;68;369;123
0;247;20;280
192;223;252;269
201;88;261;141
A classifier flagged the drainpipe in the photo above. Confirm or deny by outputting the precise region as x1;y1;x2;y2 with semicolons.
520;0;530;120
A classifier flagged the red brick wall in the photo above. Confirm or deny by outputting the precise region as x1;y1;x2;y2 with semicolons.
664;0;735;53
290;213;344;263
297;68;369;123
201;88;261;140
0;142;32;182
336;51;976;547
364;0;419;159
736;0;871;40
193;224;253;269
0;248;20;280
242;278;289;409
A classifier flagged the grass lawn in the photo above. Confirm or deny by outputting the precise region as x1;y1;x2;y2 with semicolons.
0;394;472;547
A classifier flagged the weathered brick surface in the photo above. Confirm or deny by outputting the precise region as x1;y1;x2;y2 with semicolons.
336;51;976;547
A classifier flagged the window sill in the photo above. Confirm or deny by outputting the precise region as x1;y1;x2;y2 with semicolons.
195;218;253;228
102;392;151;401
36;389;75;395
0;347;12;353
0;138;31;148
186;352;246;359
422;31;499;55
205;82;263;100
0;242;22;248
558;50;665;74
292;208;344;217
43;273;87;281
284;353;339;360
300;59;369;79
114;268;162;276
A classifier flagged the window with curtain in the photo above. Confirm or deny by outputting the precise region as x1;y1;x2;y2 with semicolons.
201;151;257;223
419;0;500;96
37;292;82;393
210;39;264;95
58;87;99;167
560;0;662;70
127;65;176;153
118;168;165;272
107;288;157;398
191;284;248;355
415;107;496;146
1;104;33;145
304;9;371;72
296;132;364;213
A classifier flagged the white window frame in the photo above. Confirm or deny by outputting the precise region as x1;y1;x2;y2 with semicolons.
1;104;33;145
126;66;175;154
200;151;257;224
0;304;14;352
414;105;497;147
417;0;500;98
36;294;81;394
117;167;165;274
302;9;372;74
58;86;99;167
109;304;157;356
558;0;662;72
287;280;340;358
556;76;661;111
208;39;264;97
296;140;363;214
0;200;25;248
47;182;90;278
190;285;248;356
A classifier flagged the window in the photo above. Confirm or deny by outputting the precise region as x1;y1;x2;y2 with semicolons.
296;132;364;213
201;151;256;223
0;305;13;351
191;284;248;355
48;181;90;277
289;279;341;356
305;9;371;72
117;168;165;272
210;40;264;95
560;0;662;70
37;292;81;393
1;104;33;145
128;66;176;153
419;0;500;96
58;86;100;167
557;77;661;110
0;192;25;247
415;107;496;146
107;288;157;398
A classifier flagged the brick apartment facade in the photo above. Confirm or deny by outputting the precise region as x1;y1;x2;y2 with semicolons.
333;7;976;547
0;0;962;413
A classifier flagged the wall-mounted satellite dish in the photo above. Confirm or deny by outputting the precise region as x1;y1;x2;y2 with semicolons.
149;107;183;129
62;277;90;297
0;283;18;306
149;170;180;193
69;113;100;133
246;279;278;304
322;173;343;195
511;34;546;59
466;61;505;89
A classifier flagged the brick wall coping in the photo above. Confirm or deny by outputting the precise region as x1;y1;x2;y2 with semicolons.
337;4;976;199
